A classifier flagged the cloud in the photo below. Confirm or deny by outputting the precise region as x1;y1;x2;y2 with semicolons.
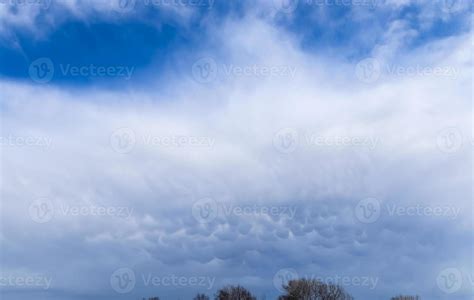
0;2;472;300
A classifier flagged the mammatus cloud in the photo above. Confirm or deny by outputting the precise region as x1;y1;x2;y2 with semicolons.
0;1;472;300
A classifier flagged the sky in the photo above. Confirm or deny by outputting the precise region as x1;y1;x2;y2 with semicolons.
0;0;472;299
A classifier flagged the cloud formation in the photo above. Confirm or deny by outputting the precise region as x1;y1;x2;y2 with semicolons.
0;1;472;300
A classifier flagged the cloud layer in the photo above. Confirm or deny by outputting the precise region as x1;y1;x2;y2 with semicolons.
0;1;472;300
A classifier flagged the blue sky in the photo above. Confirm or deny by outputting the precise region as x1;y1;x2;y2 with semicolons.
0;1;472;300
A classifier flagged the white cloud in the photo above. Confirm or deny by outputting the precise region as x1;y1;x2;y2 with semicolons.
0;6;472;300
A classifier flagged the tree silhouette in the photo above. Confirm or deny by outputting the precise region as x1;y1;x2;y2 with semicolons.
194;293;210;300
215;285;257;300
278;279;353;300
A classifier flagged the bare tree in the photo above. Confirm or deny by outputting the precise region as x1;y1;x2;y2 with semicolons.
215;285;257;300
278;278;353;300
194;293;210;300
